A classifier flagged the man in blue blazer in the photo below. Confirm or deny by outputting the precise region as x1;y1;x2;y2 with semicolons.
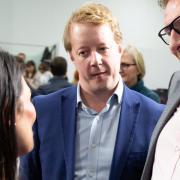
20;3;164;180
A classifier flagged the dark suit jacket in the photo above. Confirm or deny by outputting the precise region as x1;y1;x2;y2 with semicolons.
20;85;164;180
32;76;72;97
141;71;180;180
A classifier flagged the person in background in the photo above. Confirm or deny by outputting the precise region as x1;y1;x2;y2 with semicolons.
33;61;53;89
0;50;36;180
141;0;180;179
20;3;164;180
16;52;26;64
24;60;37;90
33;56;72;96
120;45;160;102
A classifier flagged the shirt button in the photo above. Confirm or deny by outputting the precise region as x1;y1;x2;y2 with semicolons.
96;116;99;120
91;144;96;148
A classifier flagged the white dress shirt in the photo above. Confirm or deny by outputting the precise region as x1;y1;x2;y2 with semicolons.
151;105;180;180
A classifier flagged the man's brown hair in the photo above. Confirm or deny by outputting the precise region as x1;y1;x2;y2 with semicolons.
63;3;122;52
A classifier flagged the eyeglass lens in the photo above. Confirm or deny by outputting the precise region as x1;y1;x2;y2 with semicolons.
159;16;180;45
120;63;136;69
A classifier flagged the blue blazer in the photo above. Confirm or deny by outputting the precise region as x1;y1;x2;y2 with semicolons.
20;85;164;180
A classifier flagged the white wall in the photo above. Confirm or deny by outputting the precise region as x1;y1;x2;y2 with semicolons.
0;0;179;89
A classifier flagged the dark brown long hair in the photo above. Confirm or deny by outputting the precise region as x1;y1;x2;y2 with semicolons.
0;50;23;180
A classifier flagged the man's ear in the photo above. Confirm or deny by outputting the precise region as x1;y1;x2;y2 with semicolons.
118;45;124;61
69;52;74;62
119;44;123;54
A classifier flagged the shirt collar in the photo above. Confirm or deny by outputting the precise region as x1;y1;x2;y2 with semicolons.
76;75;123;108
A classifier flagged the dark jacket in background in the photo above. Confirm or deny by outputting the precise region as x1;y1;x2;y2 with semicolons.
32;76;72;97
131;80;160;103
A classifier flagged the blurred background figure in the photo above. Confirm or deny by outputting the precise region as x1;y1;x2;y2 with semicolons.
33;56;72;96
24;60;37;90
153;88;168;104
33;61;53;89
14;52;26;70
16;52;26;64
0;50;36;179
120;45;160;102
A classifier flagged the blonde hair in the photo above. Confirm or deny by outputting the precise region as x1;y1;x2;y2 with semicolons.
63;3;122;52
158;0;169;8
123;45;145;80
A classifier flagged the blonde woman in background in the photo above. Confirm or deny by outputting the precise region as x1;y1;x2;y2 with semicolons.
120;45;160;102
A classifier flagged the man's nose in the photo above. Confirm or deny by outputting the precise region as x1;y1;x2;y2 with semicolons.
90;52;102;65
169;30;180;56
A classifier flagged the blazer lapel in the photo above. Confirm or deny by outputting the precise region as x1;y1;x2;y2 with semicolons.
61;87;77;180
110;87;140;179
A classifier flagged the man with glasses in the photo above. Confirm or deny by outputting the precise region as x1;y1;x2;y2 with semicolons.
141;0;180;179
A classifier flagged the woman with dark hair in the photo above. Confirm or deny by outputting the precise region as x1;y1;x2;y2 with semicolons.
24;60;37;89
0;50;36;180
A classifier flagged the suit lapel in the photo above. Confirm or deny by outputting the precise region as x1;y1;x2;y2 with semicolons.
60;87;77;180
110;87;140;179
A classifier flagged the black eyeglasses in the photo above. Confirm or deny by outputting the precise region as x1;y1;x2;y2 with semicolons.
120;63;136;70
158;16;180;45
